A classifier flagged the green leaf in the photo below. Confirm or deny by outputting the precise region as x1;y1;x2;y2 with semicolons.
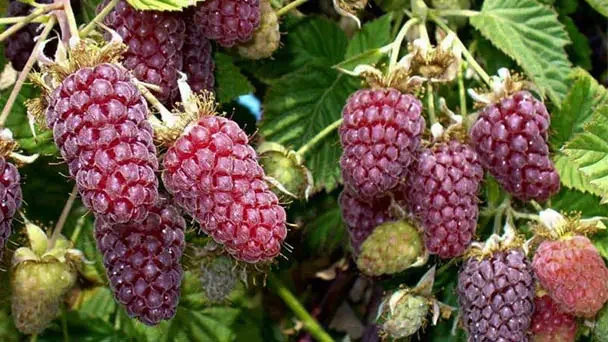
552;188;608;217
214;52;255;104
238;17;348;84
304;201;346;255
561;16;592;71
125;0;192;11
562;106;608;202
1;85;57;155
261;18;356;193
550;69;608;149
262;65;356;193
584;0;608;16
335;14;393;74
345;14;393;58
470;0;572;105
554;153;605;200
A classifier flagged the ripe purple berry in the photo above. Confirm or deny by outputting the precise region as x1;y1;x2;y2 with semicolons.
45;63;159;224
458;248;535;342
193;0;261;47
407;140;483;258
101;0;185;103
95;197;186;326
183;12;215;93
470;90;560;201
339;88;425;201
0;157;22;259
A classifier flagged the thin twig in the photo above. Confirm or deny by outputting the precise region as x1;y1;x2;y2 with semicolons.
458;62;467;118
62;0;80;44
0;3;62;42
80;0;119;37
429;9;479;17
0;16;57;126
427;83;437;124
49;185;78;249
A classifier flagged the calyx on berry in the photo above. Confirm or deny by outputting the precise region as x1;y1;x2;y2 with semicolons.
377;267;455;339
468;68;538;107
332;0;369;28
257;142;313;201
534;208;606;240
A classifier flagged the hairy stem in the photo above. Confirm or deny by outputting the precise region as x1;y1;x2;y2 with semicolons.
458;62;467;118
296;118;343;158
388;17;420;73
62;0;80;44
429;14;492;86
276;0;309;17
80;0;119;37
0;3;62;42
0;16;46;25
427;83;437;125
49;185;78;249
429;9;479;17
268;273;334;342
0;16;56;126
69;215;87;244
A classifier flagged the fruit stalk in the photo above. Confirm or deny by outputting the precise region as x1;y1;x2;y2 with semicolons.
49;185;78;249
388;17;420;72
426;83;437;124
276;0;309;17
267;273;334;342
429;8;479;17
79;0;119;37
0;16;56;126
429;13;491;86
0;3;62;42
296;118;343;157
458;62;467;117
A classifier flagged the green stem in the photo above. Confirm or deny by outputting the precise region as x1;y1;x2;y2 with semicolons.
510;209;542;223
70;215;87;244
388;18;420;73
427;83;437;125
391;11;405;39
0;16;34;25
429;9;479;17
276;0;308;17
62;309;69;342
49;185;79;249
436;258;459;276
0;3;62;42
296;118;343;158
30;335;37;342
458;62;467;119
418;21;431;46
0;16;56;126
80;0;119;37
492;197;511;234
429;14;492;87
267;273;334;342
530;200;543;212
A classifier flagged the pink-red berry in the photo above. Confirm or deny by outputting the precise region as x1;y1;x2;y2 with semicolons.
407;140;483;258
102;0;185;103
458;249;535;342
530;295;576;342
0;157;22;260
162;116;287;263
532;235;608;317
95;197;186;326
192;0;261;47
339;88;425;201
470;90;559;201
45;63;159;224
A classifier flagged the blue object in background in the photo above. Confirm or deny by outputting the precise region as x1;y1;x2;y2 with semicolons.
238;94;262;120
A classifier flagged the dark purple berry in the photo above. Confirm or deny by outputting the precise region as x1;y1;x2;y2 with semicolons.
470;91;560;201
183;12;215;93
0;157;22;260
101;0;185;103
95;197;186;326
339;88;425;201
457;249;535;342
406;140;483;259
193;0;261;47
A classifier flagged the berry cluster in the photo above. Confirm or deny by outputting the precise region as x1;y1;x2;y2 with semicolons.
100;0;280;103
